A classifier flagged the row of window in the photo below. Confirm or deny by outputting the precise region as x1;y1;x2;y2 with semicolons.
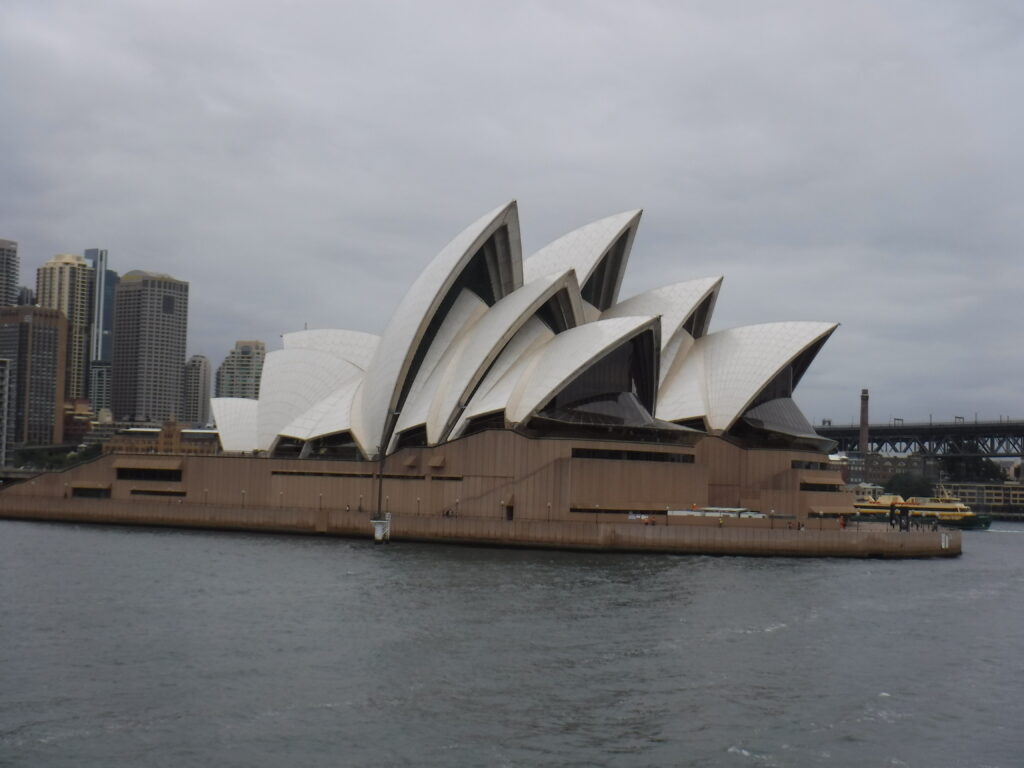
572;448;695;463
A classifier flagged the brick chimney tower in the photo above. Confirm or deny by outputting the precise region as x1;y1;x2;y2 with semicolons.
859;388;870;455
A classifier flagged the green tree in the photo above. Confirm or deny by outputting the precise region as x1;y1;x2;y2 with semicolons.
885;472;933;498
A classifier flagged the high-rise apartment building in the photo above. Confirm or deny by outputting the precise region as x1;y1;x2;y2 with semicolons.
182;355;211;427
0;358;10;465
36;254;93;402
111;270;188;424
215;340;266;399
0;307;67;444
84;248;119;412
0;240;18;307
84;249;118;363
17;286;35;306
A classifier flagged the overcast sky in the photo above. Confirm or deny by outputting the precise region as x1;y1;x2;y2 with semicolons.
2;0;1021;427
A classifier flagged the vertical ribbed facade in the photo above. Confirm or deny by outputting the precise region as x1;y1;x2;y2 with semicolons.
182;354;211;427
0;307;67;444
36;254;94;402
84;249;118;364
215;341;266;399
0;240;18;308
112;271;189;424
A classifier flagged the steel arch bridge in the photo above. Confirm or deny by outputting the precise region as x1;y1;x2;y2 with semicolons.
816;420;1024;458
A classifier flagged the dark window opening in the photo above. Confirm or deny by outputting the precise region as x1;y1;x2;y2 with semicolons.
572;448;694;463
681;292;716;339
271;470;374;479
303;431;367;461
130;489;187;497
792;460;835;471
504;505;514;521
162;295;175;314
72;487;110;499
117;467;182;482
462;412;506;437
800;483;842;492
674;417;707;432
581;229;630;310
394;425;428;450
431;475;463;482
535;289;576;334
539;331;657;426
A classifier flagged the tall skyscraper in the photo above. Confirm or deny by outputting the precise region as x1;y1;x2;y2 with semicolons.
36;254;94;402
182;354;211;427
0;358;10;465
111;270;188;424
215;340;266;399
84;248;119;412
16;286;35;306
0;307;67;445
0;240;18;307
84;249;118;363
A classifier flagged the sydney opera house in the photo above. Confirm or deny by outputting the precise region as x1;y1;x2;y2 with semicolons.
1;201;887;555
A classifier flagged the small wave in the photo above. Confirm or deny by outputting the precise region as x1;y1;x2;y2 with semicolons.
726;745;776;764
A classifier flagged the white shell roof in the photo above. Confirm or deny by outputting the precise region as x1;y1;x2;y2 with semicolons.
256;348;362;450
211;397;259;452
277;374;362;441
603;277;722;350
283;329;379;370
523;210;641;287
410;271;584;446
392;289;488;440
220;201;840;458
456;316;556;432
355;201;522;456
505;315;660;425
657;321;838;432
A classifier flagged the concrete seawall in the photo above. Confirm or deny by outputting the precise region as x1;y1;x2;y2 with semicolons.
0;497;961;558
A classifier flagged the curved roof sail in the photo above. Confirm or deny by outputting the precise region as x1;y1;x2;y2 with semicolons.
393;270;584;448
211;397;260;453
657;321;838;433
355;201;522;456
256;348;362;451
505;315;661;426
523;210;641;311
282;329;380;371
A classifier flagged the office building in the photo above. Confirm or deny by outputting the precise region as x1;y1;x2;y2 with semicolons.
182;354;211;427
215;341;265;399
0;240;18;307
84;249;118;364
36;253;93;401
0;307;67;444
111;270;189;424
17;286;34;306
0;358;10;464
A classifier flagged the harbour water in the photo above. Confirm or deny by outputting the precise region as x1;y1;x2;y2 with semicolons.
1;520;1021;767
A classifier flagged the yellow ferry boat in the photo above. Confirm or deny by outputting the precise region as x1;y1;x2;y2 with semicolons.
852;488;991;530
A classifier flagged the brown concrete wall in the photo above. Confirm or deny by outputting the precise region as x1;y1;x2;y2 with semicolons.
0;429;872;556
0;495;960;558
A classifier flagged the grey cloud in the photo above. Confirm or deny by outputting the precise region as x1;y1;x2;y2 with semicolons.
1;0;1021;426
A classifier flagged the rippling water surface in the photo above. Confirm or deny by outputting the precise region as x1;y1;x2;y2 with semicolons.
1;520;1022;767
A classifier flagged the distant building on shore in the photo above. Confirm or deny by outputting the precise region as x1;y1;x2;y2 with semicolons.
215;340;265;400
182;355;211;427
0;306;67;445
36;253;93;402
112;270;189;425
0;240;19;308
